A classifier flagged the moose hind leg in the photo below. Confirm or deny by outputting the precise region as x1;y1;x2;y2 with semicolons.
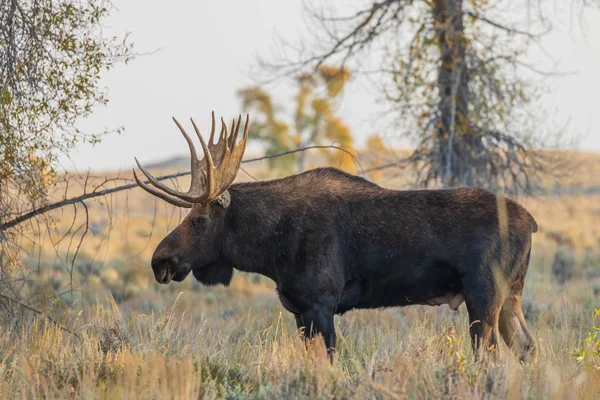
462;267;507;361
499;290;537;362
296;307;336;363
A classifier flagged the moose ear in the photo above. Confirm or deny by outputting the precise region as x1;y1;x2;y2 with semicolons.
213;191;231;209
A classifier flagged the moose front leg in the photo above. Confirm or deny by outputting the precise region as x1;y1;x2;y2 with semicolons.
295;307;336;363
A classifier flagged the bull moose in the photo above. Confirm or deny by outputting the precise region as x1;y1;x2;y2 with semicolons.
133;111;538;362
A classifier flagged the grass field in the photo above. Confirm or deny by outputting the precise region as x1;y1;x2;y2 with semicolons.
1;151;600;399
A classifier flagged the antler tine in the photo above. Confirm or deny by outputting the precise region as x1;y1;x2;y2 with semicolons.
230;117;236;144
220;117;228;143
190;118;217;198
208;111;216;145
230;114;242;149
219;117;226;142
172;117;198;161
219;116;229;160
134;157;195;201
242;113;250;144
133;169;192;208
173;117;204;192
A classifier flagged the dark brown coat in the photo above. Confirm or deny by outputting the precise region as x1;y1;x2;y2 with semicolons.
151;167;538;361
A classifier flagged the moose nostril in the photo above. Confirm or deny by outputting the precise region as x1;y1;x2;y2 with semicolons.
151;252;182;284
152;255;178;270
154;268;167;284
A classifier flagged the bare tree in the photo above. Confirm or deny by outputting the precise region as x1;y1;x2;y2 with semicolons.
258;0;596;193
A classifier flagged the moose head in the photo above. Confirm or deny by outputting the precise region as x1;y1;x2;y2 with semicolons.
133;112;249;285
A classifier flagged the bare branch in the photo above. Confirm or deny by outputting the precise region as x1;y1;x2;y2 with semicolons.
1;144;360;231
464;11;551;39
0;293;80;338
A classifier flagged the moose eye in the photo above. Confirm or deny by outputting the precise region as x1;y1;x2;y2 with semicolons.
191;217;207;228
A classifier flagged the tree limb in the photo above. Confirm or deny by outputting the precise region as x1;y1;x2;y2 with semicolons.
1;144;359;231
0;293;80;338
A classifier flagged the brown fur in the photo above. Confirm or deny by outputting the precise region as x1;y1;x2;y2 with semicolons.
148;167;538;362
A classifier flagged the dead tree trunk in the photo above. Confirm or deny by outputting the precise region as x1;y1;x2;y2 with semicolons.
433;0;485;187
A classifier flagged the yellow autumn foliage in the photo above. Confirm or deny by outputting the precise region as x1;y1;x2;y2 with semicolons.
238;64;356;173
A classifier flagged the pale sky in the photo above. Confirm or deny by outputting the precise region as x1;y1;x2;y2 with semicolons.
63;0;600;172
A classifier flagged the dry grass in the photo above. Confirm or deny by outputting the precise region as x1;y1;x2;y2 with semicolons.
2;150;600;399
0;285;599;399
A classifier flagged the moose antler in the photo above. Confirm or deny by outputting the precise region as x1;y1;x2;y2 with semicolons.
133;111;250;207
